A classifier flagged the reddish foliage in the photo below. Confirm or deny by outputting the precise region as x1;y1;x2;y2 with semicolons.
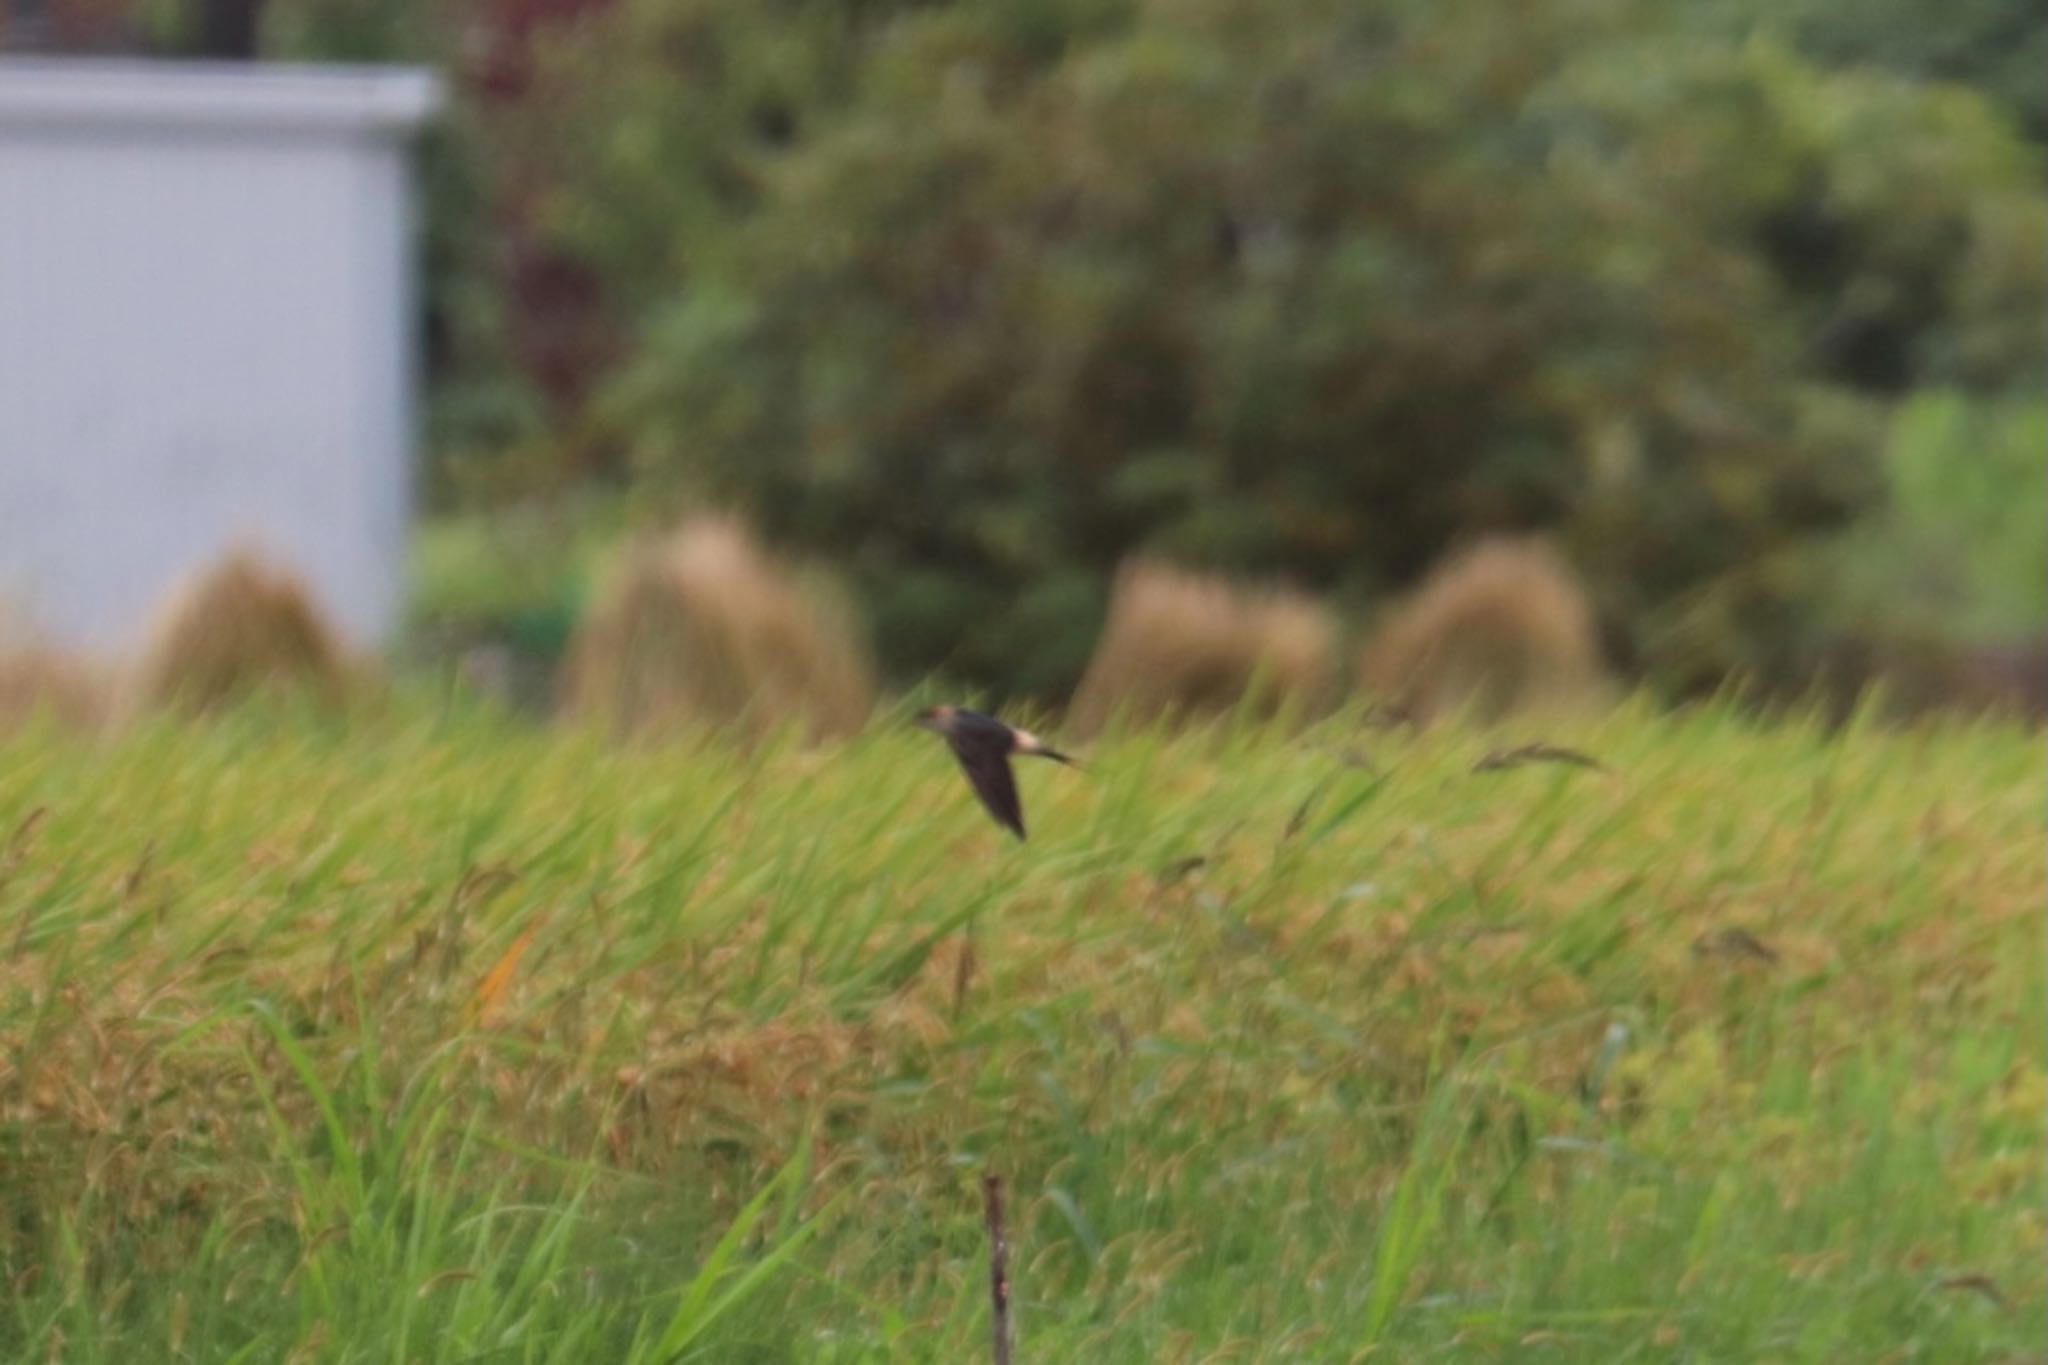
454;0;619;102
456;0;626;433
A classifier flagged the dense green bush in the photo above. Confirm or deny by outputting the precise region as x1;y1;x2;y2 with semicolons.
535;0;2042;699
1829;389;2047;642
1699;0;2048;143
1545;41;2045;396
243;0;2043;702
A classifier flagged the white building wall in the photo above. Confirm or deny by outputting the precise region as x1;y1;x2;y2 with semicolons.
0;59;441;651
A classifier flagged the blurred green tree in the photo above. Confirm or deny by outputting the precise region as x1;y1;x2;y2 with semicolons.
281;0;2035;701
1696;0;2048;144
557;0;2041;698
1830;390;2048;641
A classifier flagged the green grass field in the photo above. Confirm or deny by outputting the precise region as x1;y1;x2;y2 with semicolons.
0;698;2037;1361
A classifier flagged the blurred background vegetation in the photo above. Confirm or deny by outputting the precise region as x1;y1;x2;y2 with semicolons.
66;0;2048;708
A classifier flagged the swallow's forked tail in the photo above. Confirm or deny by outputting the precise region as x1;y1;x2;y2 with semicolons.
1012;727;1080;768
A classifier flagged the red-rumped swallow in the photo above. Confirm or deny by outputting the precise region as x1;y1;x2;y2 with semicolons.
915;705;1076;839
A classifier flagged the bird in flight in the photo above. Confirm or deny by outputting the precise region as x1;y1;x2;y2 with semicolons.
915;705;1076;839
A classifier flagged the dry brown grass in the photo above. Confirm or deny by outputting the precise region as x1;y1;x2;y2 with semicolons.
559;516;875;743
1068;560;1337;736
0;633;111;735
122;547;361;717
1359;536;1609;724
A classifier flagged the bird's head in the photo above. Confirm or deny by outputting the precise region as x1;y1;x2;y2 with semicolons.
914;704;957;734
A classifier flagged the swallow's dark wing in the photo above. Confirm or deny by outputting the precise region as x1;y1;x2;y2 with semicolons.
949;736;1026;839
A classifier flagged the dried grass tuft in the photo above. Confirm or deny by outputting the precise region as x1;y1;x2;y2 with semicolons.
1359;536;1609;724
1068;560;1336;736
123;547;361;717
559;516;875;743
0;632;112;735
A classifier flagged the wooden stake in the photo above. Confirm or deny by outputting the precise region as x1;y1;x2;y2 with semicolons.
983;1175;1012;1365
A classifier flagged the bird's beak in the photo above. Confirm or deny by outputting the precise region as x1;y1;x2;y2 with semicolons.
913;708;942;732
